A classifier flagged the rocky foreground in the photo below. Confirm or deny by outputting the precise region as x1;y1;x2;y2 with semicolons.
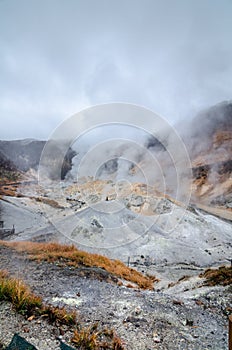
0;244;231;350
0;101;232;349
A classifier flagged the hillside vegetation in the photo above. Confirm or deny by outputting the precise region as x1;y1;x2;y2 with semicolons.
0;241;157;289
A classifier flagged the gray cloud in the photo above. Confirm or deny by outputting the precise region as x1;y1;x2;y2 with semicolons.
0;0;232;139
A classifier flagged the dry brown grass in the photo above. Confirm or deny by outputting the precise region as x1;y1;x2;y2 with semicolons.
1;241;156;289
199;265;232;286
41;305;77;325
0;269;42;315
72;324;125;350
34;196;64;209
0;269;124;349
167;275;191;288
0;269;76;325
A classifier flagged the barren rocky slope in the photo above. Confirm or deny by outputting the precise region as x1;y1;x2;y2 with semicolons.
1;179;231;274
0;101;232;349
184;101;232;210
0;139;76;180
0;244;231;350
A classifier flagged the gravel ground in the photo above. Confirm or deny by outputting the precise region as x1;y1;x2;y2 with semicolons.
0;245;231;350
0;303;62;349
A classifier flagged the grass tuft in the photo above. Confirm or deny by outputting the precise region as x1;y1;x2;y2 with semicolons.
72;324;125;349
0;269;76;325
0;270;42;316
41;305;77;325
0;270;124;349
199;265;232;286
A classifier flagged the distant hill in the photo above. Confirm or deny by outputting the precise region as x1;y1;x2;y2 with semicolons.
0;139;46;172
0;139;76;180
0;150;21;183
0;102;231;209
187;101;232;208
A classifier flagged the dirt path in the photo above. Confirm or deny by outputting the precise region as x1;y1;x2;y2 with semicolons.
0;245;231;350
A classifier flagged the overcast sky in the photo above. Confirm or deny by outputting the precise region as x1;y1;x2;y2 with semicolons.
1;0;232;139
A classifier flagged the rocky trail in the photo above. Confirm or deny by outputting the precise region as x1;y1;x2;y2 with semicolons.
0;245;231;350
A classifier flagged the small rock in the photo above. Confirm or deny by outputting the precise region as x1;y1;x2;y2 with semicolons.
153;333;161;343
185;319;194;326
134;307;142;315
173;299;183;305
59;328;65;336
195;300;205;306
27;315;35;321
